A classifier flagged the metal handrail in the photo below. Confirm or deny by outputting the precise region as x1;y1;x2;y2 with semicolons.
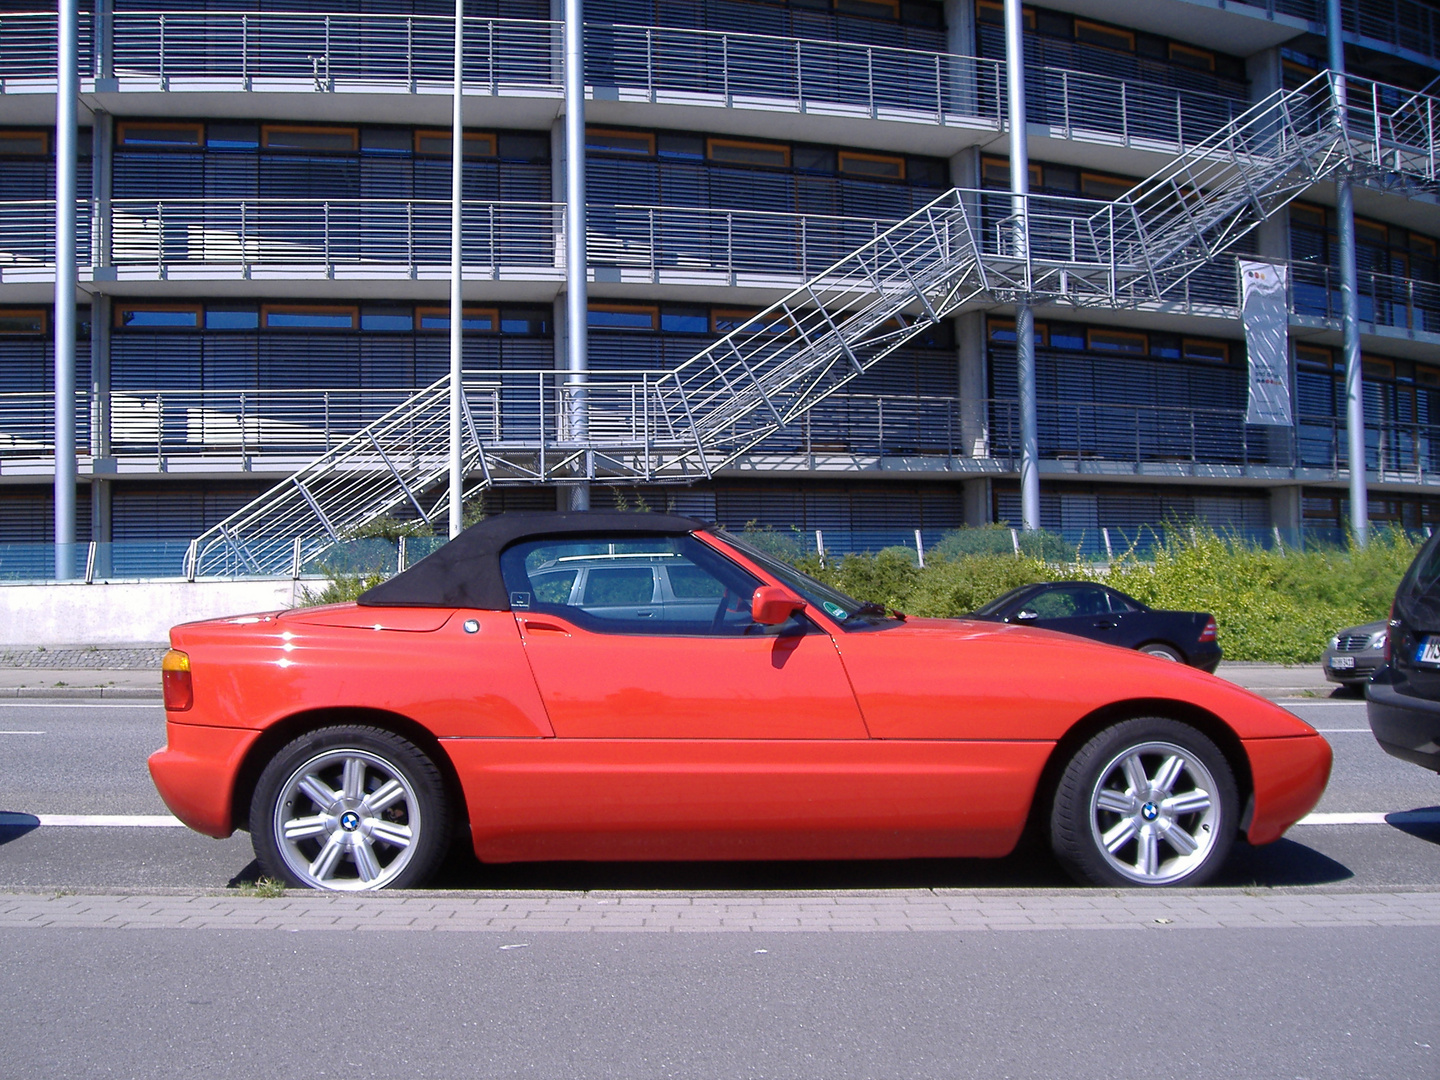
0;10;1283;156
5;386;1437;489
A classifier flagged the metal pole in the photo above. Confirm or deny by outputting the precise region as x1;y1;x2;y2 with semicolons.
54;0;79;578
1004;0;1039;531
563;0;589;510
448;0;464;538
1329;0;1367;545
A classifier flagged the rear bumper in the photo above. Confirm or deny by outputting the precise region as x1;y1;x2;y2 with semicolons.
1243;733;1333;846
148;721;261;838
1192;642;1223;674
1366;680;1440;774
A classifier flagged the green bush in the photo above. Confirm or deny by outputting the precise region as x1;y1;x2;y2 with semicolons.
784;524;1419;663
931;524;1074;562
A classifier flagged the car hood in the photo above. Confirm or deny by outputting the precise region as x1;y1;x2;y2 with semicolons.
841;616;1309;740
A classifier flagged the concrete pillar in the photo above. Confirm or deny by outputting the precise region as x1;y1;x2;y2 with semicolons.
944;0;975;57
1269;485;1303;548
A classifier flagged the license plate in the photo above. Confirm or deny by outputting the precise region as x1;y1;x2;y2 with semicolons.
1416;636;1440;665
1329;655;1355;670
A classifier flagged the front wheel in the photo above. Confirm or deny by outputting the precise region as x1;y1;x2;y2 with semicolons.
250;726;452;891
1050;718;1238;887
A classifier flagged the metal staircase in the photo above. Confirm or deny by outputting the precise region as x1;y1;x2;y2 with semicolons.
190;70;1440;576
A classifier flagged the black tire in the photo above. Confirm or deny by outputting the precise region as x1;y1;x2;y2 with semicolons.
1050;717;1238;888
250;725;452;891
1139;643;1185;663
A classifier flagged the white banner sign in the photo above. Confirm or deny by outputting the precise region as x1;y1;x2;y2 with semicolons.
1240;259;1292;426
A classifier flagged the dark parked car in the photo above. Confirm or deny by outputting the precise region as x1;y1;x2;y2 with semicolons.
1367;533;1440;774
1322;620;1388;689
969;582;1222;672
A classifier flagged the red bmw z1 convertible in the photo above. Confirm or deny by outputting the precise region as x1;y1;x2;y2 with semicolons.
150;511;1332;891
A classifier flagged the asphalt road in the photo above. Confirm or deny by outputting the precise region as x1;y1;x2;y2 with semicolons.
1;926;1436;1079
1;696;1438;1080
0;696;1436;892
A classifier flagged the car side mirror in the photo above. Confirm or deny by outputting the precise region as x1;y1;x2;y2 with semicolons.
1015;609;1038;621
752;586;807;625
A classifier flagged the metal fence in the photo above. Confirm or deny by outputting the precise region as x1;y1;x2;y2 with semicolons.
109;198;559;273
5;381;1440;488
0;10;1365;156
110;11;557;93
987;397;1440;482
0;521;1405;583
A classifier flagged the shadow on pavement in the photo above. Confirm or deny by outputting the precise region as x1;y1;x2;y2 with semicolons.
1215;838;1354;887
219;832;1363;893
0;812;40;847
1388;808;1440;846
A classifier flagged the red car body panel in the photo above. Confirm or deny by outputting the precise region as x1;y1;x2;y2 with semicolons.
1242;734;1335;845
149;527;1332;868
447;738;1051;862
148;720;261;838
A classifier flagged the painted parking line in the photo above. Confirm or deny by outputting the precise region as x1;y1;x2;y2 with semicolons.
1297;810;1440;826
0;731;45;735
0;702;160;709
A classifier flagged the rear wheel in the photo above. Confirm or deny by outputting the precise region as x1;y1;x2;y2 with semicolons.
1140;643;1184;663
1050;718;1238;887
250;725;451;891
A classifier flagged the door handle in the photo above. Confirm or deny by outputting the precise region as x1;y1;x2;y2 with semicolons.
1094;619;1118;629
636;610;654;618
521;619;570;635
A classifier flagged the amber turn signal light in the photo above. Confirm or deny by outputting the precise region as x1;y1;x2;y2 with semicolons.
162;649;193;712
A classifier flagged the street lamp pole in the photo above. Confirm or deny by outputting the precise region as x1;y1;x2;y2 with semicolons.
448;0;464;538
54;0;79;576
1005;0;1039;532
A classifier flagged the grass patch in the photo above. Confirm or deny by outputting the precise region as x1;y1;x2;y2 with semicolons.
237;877;287;899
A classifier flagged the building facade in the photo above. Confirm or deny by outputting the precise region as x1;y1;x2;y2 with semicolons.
2;0;1439;556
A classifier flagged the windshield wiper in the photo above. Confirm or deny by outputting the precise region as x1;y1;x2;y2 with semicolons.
846;601;897;621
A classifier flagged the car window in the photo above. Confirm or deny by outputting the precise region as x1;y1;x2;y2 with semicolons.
667;564;726;599
582;567;656;606
501;533;801;637
530;568;578;604
1026;589;1078;619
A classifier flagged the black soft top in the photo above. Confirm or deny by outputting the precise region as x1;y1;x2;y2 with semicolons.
357;510;708;609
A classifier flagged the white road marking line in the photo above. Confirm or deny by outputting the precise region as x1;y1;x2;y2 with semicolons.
0;730;45;735
0;813;183;827
1297;810;1440;826
1313;728;1372;733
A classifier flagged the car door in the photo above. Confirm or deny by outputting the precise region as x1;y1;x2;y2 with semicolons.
472;532;877;862
1016;584;1127;647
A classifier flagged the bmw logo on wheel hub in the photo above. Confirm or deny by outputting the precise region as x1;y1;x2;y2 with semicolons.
339;811;361;832
1141;802;1160;822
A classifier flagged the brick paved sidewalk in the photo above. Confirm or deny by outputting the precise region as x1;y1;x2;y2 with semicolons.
3;888;1437;933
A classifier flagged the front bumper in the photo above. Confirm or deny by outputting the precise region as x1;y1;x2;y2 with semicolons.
1322;650;1383;685
1243;733;1333;846
1367;679;1440;774
148;720;262;837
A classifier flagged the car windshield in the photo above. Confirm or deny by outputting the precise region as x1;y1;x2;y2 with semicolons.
716;531;895;628
971;585;1035;617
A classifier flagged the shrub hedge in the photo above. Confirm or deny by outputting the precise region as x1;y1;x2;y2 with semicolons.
798;526;1420;664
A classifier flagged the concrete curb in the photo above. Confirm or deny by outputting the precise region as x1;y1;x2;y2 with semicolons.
0;686;160;700
2;887;1437;932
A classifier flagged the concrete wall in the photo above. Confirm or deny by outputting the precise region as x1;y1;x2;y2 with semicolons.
0;578;310;646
